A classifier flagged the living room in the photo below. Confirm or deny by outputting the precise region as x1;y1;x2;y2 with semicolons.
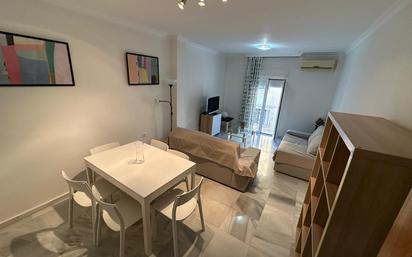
0;0;411;257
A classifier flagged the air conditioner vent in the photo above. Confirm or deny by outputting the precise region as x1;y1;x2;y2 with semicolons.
300;52;338;70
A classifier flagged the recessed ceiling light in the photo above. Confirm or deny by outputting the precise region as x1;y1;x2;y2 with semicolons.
257;44;271;51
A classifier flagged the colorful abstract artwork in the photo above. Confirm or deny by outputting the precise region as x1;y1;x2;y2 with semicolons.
0;31;74;86
126;52;159;85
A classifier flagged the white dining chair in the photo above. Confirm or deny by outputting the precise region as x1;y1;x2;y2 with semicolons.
90;142;120;155
89;142;120;182
152;178;205;257
61;170;117;245
150;139;169;151
92;186;142;257
167;149;190;191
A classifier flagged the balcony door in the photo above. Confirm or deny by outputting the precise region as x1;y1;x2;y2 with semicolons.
252;79;286;137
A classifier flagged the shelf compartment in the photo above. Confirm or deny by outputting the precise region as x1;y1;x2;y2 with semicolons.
295;229;302;254
325;182;338;210
302;225;310;250
323;125;339;162
312;223;324;256
313;165;324;197
297;207;303;229
319;118;333;149
302;226;312;257
311;195;319;221
311;154;322;179
304;201;312;226
313;187;329;227
326;137;350;185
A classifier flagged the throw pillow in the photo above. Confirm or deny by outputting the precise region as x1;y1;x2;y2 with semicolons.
308;125;324;145
307;134;322;155
307;126;324;155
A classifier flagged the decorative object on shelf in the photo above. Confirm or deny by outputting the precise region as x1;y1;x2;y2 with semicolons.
156;79;176;133
126;52;159;85
177;0;228;10
0;31;75;86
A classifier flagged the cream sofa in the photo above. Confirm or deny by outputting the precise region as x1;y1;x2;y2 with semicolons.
274;130;316;181
169;127;261;192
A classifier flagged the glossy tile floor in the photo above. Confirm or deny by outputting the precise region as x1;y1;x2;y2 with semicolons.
0;136;308;257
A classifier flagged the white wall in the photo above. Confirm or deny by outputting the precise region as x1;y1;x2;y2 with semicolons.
176;38;226;130
222;55;247;124
0;0;172;224
223;56;342;136
332;1;412;130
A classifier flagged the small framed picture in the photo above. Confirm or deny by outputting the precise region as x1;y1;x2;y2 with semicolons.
0;31;75;86
126;52;159;85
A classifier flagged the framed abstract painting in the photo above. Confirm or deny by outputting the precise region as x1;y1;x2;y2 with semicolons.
126;52;159;85
0;31;75;86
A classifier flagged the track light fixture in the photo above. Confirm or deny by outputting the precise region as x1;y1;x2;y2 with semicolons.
198;0;205;7
177;0;187;10
177;0;228;10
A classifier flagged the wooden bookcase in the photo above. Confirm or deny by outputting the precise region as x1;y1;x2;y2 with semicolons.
294;112;412;257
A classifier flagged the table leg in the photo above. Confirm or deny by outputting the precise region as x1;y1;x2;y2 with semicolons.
142;201;152;256
86;167;94;185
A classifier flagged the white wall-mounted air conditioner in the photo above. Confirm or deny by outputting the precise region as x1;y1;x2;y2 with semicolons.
300;52;338;70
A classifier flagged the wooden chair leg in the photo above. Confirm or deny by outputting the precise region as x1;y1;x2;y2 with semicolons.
120;228;126;257
68;196;74;229
198;198;205;232
172;220;179;257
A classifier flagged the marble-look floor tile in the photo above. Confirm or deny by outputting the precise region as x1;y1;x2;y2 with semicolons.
202;229;248;257
254;204;294;249
246;246;271;257
250;236;290;257
201;179;241;207
219;209;257;244
234;195;265;221
200;198;233;228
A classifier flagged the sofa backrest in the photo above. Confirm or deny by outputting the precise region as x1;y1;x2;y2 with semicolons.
169;127;241;171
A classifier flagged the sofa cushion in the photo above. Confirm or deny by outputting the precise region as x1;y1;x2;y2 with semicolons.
307;126;324;155
307;135;322;155
275;133;315;170
308;126;324;146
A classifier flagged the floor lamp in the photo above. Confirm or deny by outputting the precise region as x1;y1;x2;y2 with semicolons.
158;80;176;133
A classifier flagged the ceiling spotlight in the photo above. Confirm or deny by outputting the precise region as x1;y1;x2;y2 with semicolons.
257;44;271;51
222;0;228;2
177;0;187;10
198;0;206;7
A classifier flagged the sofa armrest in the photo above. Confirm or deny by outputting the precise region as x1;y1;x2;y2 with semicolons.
286;129;311;140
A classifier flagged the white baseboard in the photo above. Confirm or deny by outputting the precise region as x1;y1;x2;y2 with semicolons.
0;192;69;229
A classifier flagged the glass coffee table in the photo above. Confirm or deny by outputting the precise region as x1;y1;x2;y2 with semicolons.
227;126;256;147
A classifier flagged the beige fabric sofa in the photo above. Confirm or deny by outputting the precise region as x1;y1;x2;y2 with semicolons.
274;130;316;181
169;128;261;192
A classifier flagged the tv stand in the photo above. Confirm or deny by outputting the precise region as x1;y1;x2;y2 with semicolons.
200;113;221;135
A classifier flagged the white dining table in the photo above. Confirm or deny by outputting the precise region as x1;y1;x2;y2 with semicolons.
84;141;196;256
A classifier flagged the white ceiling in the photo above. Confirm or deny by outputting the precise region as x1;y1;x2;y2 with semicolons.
45;0;398;56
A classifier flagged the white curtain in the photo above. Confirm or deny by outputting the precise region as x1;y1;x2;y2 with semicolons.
239;57;263;130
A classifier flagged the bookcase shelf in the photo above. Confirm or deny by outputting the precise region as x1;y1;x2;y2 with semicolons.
294;112;412;257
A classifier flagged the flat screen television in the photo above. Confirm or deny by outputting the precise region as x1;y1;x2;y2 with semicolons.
207;96;220;114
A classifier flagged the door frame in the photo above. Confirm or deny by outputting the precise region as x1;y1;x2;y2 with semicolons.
255;78;286;137
270;79;286;139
